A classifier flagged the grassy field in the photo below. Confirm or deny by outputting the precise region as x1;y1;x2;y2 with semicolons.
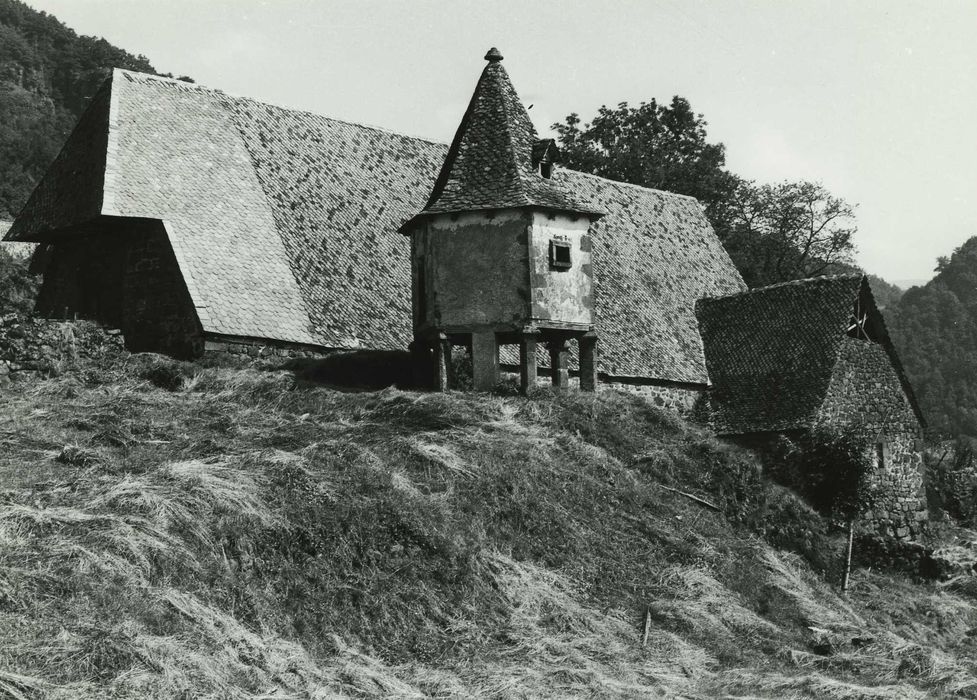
0;350;976;698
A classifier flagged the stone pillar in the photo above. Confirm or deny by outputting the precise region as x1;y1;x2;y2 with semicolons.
433;333;451;392
579;332;598;392
548;339;569;389
519;332;539;395
471;331;499;391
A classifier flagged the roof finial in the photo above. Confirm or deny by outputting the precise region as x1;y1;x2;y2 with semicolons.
484;47;503;62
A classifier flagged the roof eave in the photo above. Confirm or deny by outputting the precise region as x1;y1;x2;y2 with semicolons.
398;203;605;234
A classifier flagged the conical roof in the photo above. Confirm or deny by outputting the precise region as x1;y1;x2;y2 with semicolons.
400;48;603;231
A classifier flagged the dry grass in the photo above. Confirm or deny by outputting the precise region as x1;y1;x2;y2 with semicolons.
0;353;975;698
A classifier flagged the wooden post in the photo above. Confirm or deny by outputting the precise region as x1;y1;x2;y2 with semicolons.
579;332;598;392
519;332;538;395
548;339;569;389
471;331;499;391
841;518;855;595
433;333;451;392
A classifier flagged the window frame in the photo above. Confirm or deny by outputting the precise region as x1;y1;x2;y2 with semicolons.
549;239;572;271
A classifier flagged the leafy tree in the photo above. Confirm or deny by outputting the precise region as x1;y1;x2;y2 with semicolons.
554;100;858;288
723;180;858;287
552;97;740;237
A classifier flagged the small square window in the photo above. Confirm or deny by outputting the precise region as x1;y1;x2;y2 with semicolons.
549;240;572;270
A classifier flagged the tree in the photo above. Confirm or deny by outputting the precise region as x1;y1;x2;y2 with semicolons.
553;100;859;288
552;97;740;236
724;180;858;287
866;275;904;311
0;0;165;218
887;236;977;437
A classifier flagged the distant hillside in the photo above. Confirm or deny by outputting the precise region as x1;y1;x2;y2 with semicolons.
888;236;977;437
0;0;170;219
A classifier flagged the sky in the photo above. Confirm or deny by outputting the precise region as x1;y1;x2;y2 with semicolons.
25;0;977;285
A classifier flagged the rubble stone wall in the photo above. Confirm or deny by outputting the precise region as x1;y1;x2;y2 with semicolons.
0;315;124;383
33;220;203;359
203;336;332;360
818;336;927;539
600;379;704;415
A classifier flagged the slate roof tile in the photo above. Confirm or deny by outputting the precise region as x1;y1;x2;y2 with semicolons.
696;275;865;434
406;49;602;227
7;68;746;383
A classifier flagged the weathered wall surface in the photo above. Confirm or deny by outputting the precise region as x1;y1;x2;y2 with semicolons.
529;212;593;327
818;336;927;539
35;230;127;327
415;210;530;332
601;379;704;415
121;224;203;358
0;315;124;382
204;336;332;360
34;219;203;358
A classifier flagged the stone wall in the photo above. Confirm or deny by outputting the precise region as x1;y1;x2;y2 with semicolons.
601;379;704;415
415;210;532;331
34;219;203;359
203;336;332;360
121;224;203;358
35;230;127;327
818;336;927;539
0;314;124;383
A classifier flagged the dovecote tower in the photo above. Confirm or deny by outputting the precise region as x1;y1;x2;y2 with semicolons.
400;48;605;393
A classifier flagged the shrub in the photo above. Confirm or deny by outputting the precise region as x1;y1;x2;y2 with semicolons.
767;425;875;521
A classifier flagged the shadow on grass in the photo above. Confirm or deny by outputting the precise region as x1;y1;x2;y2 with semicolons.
284;350;417;391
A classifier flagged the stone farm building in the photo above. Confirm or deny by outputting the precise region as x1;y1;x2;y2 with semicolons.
4;50;926;535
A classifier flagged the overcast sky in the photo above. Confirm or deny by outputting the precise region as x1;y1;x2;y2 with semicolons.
26;0;977;285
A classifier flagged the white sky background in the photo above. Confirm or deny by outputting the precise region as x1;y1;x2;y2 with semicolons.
26;0;977;284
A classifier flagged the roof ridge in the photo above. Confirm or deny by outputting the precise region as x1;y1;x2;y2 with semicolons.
560;168;700;202
113;68;449;149
700;273;864;303
113;69;705;208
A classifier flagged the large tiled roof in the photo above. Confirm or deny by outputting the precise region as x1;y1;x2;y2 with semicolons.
404;49;602;228
559;171;744;380
7;69;746;383
696;275;887;434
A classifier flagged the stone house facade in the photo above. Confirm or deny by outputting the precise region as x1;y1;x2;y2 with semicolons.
696;275;927;537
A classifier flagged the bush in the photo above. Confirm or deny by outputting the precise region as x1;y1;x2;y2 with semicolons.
765;425;874;520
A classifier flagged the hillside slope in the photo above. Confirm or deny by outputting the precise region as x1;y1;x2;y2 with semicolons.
0;351;976;698
0;0;167;219
888;237;977;438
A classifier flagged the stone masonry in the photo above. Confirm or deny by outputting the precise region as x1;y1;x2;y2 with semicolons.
0;314;124;382
818;336;927;539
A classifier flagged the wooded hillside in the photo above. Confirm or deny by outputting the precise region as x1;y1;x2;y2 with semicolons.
888;237;977;438
0;0;161;219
